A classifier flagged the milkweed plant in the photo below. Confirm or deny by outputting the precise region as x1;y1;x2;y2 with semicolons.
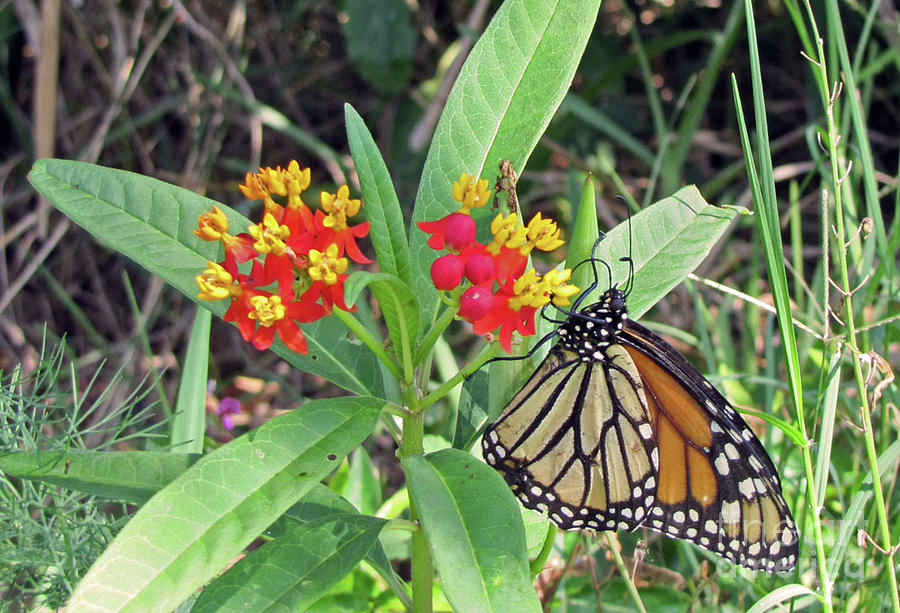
15;0;896;611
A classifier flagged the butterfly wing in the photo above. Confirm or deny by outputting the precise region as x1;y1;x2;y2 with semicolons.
481;288;798;573
482;343;658;532
620;320;799;572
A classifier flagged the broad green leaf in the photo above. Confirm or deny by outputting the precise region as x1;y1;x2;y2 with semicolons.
0;450;200;504
191;514;387;613
341;0;415;94
66;397;383;612
410;0;603;323
403;449;540;613
565;185;741;320
345;271;418;377
28;158;384;397
345;104;413;287
454;369;490;451
283;484;411;611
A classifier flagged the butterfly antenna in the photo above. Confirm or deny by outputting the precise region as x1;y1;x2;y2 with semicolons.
617;194;635;296
478;323;562;370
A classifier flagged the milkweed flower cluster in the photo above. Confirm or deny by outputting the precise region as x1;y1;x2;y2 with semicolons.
418;174;579;352
194;160;369;354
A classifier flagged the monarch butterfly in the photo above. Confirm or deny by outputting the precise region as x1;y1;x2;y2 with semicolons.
481;253;799;573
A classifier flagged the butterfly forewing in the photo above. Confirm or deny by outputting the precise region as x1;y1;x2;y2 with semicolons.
483;343;658;531
481;287;799;572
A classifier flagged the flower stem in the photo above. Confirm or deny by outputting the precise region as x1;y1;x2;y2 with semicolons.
414;303;458;366
401;400;432;613
419;342;503;411
331;307;401;379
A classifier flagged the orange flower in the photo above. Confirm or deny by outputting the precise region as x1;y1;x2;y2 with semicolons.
315;186;370;263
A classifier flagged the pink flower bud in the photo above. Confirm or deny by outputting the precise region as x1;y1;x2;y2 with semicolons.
459;286;494;322
444;213;476;252
464;253;495;286
431;254;464;290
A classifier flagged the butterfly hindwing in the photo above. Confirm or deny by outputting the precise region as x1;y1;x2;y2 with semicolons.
622;322;798;572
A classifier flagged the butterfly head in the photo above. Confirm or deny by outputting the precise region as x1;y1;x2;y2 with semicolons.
556;287;628;358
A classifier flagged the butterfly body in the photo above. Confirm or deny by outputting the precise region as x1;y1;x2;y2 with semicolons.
482;287;799;572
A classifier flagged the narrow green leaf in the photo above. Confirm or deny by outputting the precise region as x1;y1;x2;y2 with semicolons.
28;159;384;397
66;397;383;612
826;439;900;577
660;1;745;195
171;306;210;453
567;175;601;294
345;104;413;286
192;514;387;613
403;449;540;613
0;450;200;505
747;584;820;613
345;447;382;515
410;0;603;323
561;95;655;167
345;271;419;379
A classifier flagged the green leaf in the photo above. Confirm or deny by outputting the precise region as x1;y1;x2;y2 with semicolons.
66;397;383;612
566;185;740;320
344;448;382;515
283;484;412;611
171;306;210;453
192;513;387;613
0;450;200;505
454;369;490;451
345;271;418;379
27;159;384;398
340;0;415;94
345;104;413;287
410;0;603;323
403;449;540;613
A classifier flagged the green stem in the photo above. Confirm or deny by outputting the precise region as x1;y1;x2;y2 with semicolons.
332;307;402;380
419;342;503;411
604;532;646;613
414;303;458;366
401;406;432;613
803;2;898;608
824;70;900;613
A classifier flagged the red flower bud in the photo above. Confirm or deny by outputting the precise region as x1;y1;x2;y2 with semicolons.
464;253;495;286
431;254;464;290
443;212;476;252
459;286;494;322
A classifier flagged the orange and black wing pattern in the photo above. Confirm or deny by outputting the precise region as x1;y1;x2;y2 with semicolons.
482;287;799;572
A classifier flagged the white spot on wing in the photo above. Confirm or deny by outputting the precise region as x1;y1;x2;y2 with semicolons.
738;478;755;498
721;500;740;524
715;453;730;476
